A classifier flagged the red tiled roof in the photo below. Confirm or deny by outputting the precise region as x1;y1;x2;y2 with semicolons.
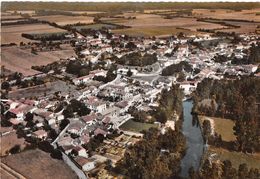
82;113;97;123
94;128;107;136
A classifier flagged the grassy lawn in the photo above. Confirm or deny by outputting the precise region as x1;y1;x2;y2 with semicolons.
208;146;260;170
112;26;196;37
199;115;236;142
119;119;158;133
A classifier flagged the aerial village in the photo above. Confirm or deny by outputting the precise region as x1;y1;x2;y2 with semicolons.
1;21;260;178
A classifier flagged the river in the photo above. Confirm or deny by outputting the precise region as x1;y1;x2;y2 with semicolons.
180;100;204;177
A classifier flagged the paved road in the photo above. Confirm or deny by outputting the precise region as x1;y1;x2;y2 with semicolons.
62;152;87;179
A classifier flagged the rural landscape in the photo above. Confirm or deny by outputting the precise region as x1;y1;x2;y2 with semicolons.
1;2;260;179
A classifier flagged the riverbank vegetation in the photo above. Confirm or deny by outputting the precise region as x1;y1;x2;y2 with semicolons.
114;127;186;179
193;77;260;153
192;77;260;178
190;157;260;179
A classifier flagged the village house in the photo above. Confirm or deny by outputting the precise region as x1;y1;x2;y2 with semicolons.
85;96;107;113
32;129;48;140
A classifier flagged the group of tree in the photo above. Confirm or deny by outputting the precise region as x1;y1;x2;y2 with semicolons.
190;159;260;179
116;52;157;67
65;60;91;77
93;64;117;83
193;77;260;153
114;127;186;179
22;32;70;41
155;84;184;122
161;61;192;76
62;99;91;118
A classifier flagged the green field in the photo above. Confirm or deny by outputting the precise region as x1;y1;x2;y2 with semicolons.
119;119;158;133
208;146;260;170
199;116;236;142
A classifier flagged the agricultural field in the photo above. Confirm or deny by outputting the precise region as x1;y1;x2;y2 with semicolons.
32;15;94;26
1;45;75;76
192;8;260;22
208;146;260;170
113;26;197;38
119;119;158;133
1;149;78;179
199;116;236;142
216;21;260;34
1;24;66;44
102;13;226;37
0;132;26;156
64;11;105;15
6;10;36;15
72;23;118;31
8;80;77;99
1;14;23;20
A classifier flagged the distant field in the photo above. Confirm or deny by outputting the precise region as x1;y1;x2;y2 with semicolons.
119;119;158;133
199;116;236;142
103;13;225;37
1;149;78;179
1;24;66;44
72;23;117;31
6;10;35;15
216;21;260;34
1;45;75;76
65;11;105;15
144;9;172;13
192;8;260;22
1;14;23;20
208;146;260;170
113;26;198;37
103;13;225;29
32;15;94;26
0;132;26;156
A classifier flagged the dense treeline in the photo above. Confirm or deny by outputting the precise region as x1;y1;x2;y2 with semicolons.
193;77;260;153
1;19;41;26
22;32;69;41
117;52;157;67
161;61;192;76
190;159;260;179
114;127;186;179
3;2;260;12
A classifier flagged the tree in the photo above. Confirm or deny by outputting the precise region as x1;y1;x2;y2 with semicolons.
38;141;54;153
202;120;211;143
9;145;21;154
238;163;248;179
50;149;63;160
1;81;10;90
126;69;133;77
49;129;58;141
59;118;70;130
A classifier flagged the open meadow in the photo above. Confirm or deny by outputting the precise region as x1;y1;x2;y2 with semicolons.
1;24;66;44
208;146;260;170
119;119;158;133
1;45;75;76
1;149;78;179
32;15;94;26
199;116;236;142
